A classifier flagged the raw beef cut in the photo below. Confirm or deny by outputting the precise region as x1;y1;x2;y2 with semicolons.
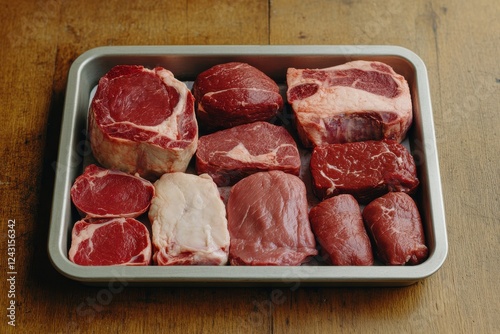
310;140;419;203
362;192;428;265
68;217;152;266
227;171;317;266
89;65;198;180
192;62;283;129
309;194;374;266
70;164;154;219
286;60;412;147
195;121;301;186
148;172;230;265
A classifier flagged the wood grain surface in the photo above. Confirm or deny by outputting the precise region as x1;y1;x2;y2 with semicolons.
0;0;498;333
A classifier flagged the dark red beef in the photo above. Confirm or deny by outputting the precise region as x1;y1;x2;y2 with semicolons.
195;121;301;186
286;60;412;147
227;171;317;266
362;192;428;265
310;140;419;203
89;65;198;180
70;164;154;219
192;62;283;129
68;217;152;266
309;194;374;266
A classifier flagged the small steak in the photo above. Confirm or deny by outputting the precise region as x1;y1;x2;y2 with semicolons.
192;62;283;129
68;217;152;266
148;173;230;265
227;171;317;265
196;121;301;186
70;164;154;219
287;60;412;147
309;194;374;266
89;65;198;180
310;140;419;203
362;192;428;265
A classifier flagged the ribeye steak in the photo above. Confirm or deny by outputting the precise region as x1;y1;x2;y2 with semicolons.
68;217;152;266
70;164;154;219
89;65;198;180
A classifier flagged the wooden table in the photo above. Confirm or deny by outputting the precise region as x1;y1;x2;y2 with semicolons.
1;1;498;333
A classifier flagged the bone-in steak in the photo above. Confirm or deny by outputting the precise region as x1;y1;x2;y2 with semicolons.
287;60;412;147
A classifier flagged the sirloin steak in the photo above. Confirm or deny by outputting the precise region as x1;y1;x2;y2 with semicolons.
310;140;419;203
192;62;283;129
362;192;428;265
309;194;374;266
148;173;230;265
287;60;412;147
227;171;318;266
89;65;198;180
195;121;301;186
68;217;152;266
70;164;154;219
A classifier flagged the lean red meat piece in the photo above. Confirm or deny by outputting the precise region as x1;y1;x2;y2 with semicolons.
192;62;283;129
227;171;317;266
287;60;412;147
89;65;198;180
195;121;301;186
68;217;152;266
148;173;230;265
362;192;428;265
310;140;419;204
70;164;154;219
309;194;374;266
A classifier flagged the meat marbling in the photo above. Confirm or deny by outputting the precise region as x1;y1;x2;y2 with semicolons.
89;65;198;180
287;60;412;147
195;121;301;186
192;62;283;129
70;164;154;219
310;140;419;203
68;217;152;266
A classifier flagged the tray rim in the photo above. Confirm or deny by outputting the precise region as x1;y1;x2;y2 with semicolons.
48;45;448;287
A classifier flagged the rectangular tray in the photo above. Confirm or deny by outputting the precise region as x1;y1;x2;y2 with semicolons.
48;45;447;286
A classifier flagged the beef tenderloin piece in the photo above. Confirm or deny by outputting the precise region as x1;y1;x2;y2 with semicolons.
362;192;428;265
309;194;374;266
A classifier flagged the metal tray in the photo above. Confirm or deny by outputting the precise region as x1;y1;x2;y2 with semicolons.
48;45;447;286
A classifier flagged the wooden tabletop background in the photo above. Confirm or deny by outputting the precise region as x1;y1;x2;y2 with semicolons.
1;0;498;333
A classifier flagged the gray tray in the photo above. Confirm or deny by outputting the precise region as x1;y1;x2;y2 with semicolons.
48;45;447;286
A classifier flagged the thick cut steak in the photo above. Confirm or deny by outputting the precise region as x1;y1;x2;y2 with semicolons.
192;62;283;129
310;140;419;203
227;171;317;265
70;164;154;218
309;194;374;266
148;173;230;265
196;121;301;186
362;192;428;265
68;217;152;266
287;60;412;147
89;65;198;180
